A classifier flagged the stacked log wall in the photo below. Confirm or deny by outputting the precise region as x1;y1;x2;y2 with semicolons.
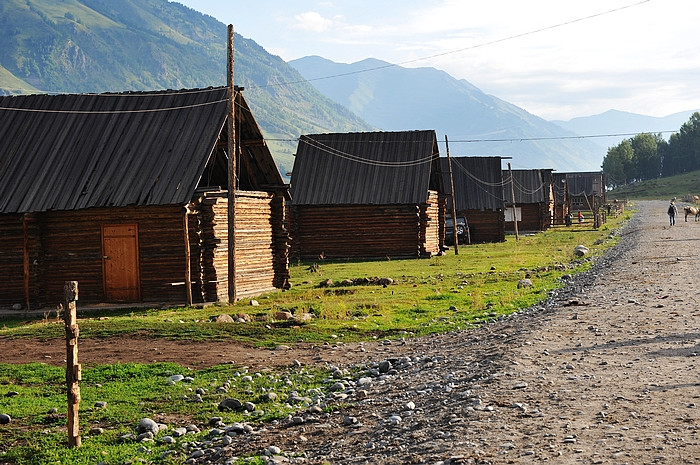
461;209;505;243
289;204;423;259
194;191;284;302
419;190;443;256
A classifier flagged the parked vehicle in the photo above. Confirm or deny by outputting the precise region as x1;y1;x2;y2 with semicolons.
445;216;468;245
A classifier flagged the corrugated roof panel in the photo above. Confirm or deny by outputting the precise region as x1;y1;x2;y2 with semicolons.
0;87;231;213
442;156;504;211
290;130;441;205
502;169;547;204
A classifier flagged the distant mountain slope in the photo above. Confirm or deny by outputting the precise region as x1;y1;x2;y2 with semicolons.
289;56;604;171
553;109;699;149
0;0;374;175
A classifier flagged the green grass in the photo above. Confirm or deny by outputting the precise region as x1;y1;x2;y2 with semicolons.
0;210;634;464
0;362;335;464
608;169;700;200
1;215;630;344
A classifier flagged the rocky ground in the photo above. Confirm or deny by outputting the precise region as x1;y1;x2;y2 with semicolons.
2;200;699;464
194;200;700;464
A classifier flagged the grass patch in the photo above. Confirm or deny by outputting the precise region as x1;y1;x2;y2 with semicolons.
0;212;631;345
0;361;335;465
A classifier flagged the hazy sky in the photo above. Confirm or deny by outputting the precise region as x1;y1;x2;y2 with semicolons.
176;0;700;121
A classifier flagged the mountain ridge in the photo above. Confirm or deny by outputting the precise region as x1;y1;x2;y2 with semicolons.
552;109;699;149
0;0;375;175
289;55;605;172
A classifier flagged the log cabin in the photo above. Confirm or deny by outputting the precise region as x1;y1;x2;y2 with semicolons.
0;87;289;310
441;156;505;243
288;130;446;259
552;171;606;227
501;169;554;232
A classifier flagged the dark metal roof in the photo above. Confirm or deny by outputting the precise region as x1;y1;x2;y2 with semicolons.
552;172;568;203
441;156;504;211
290;130;442;205
502;169;550;204
0;87;284;214
563;171;605;197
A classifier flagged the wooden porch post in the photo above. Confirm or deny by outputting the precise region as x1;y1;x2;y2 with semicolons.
183;206;193;305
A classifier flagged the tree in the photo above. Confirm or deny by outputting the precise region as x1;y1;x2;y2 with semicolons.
664;112;700;176
630;133;662;181
602;139;634;188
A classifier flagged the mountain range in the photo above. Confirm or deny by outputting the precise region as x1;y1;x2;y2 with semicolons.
0;0;373;175
1;0;693;176
289;56;605;171
553;109;698;150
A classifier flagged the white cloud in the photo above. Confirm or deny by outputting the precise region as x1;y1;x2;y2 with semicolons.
293;11;333;33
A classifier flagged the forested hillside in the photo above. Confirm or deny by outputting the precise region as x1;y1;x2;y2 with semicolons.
0;0;374;175
601;112;700;187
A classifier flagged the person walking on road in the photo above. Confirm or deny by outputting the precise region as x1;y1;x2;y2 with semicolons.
668;200;678;226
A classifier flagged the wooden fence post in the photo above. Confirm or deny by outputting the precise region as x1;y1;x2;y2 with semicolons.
64;281;81;448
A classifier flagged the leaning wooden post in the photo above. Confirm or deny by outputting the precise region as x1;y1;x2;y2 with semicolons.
445;135;460;253
64;281;81;448
226;24;237;303
507;162;519;241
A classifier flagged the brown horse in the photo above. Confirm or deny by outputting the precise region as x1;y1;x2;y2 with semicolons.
684;205;700;221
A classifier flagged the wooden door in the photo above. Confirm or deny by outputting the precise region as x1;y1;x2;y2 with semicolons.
102;224;141;301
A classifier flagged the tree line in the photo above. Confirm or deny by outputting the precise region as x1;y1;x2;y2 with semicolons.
601;112;700;188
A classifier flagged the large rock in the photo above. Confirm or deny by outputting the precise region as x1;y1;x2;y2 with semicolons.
574;245;589;257
211;314;234;323
218;398;243;411
137;418;159;434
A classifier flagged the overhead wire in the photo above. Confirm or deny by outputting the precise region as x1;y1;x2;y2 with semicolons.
299;136;439;167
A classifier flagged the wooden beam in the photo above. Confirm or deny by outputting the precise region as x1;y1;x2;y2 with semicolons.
183;206;193;306
227;24;237;303
64;281;81;448
445;135;461;252
23;213;30;311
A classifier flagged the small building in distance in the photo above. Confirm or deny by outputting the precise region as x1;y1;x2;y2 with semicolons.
502;169;554;232
0;87;289;310
552;171;606;227
288;130;446;259
442;156;505;243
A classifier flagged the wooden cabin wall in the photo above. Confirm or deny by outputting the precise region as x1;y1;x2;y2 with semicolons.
0;214;28;307
270;194;290;290
193;191;285;302
289;204;423;259
461;209;505;243
37;206;188;306
505;203;549;232
419;190;444;256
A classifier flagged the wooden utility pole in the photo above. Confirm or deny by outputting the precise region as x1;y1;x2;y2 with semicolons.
64;281;81;448
226;24;237;303
507;163;519;241
445;135;460;253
